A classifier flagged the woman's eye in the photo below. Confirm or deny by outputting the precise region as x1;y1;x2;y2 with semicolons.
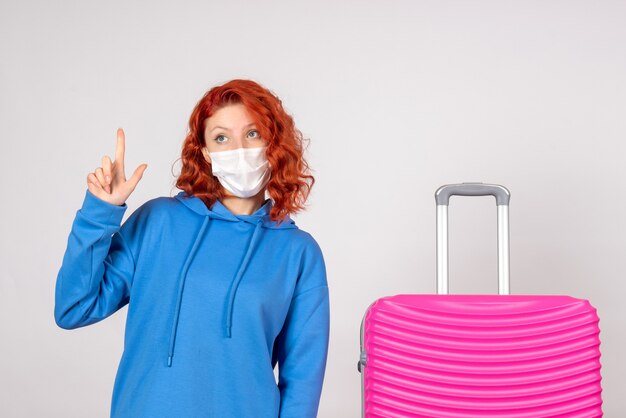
214;135;227;143
248;130;261;139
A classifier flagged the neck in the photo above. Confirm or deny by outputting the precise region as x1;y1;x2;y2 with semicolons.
220;189;267;215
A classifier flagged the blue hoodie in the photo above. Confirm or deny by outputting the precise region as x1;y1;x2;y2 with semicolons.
54;189;330;418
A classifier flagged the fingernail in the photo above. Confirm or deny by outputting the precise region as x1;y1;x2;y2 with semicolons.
106;175;111;182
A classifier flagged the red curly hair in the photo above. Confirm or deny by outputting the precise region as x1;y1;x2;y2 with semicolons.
173;79;315;224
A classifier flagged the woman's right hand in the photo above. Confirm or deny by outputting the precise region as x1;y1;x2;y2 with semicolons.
87;128;148;206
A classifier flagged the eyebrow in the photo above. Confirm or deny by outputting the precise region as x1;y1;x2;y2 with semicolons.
210;123;256;133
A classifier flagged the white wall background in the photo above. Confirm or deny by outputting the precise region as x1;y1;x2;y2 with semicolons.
1;0;624;416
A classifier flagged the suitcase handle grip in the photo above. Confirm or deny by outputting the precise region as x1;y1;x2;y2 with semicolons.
435;183;511;295
435;183;510;206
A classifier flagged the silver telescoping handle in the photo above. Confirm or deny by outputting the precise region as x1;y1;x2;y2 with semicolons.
435;183;511;295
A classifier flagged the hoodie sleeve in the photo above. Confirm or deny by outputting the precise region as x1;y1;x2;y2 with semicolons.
273;234;330;418
54;188;144;329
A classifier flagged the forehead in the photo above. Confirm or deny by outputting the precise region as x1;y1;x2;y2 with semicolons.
204;103;256;131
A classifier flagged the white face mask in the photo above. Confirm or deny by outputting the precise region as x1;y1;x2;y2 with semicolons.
207;146;271;198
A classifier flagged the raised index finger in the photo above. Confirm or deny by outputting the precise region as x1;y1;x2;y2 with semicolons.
115;128;126;172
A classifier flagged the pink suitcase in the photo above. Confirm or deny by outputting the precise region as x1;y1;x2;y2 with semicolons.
358;183;603;417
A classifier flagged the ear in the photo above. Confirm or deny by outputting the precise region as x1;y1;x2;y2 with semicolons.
202;147;211;164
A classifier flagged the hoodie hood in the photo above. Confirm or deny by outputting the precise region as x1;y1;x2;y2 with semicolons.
167;191;297;367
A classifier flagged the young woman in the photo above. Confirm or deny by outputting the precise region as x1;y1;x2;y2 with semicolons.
54;79;330;418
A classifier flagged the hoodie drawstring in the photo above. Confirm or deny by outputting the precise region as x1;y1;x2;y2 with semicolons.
224;219;264;338
167;215;211;367
166;216;264;367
